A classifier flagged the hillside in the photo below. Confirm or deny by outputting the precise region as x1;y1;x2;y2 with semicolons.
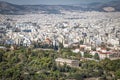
0;1;25;14
0;0;120;14
87;0;120;12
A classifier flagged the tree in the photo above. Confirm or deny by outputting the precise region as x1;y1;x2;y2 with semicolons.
77;53;82;60
94;53;100;60
84;52;92;58
0;52;3;62
79;40;84;45
72;73;85;80
59;42;63;49
0;49;5;62
115;69;120;79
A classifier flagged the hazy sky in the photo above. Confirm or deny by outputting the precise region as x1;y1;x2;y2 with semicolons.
0;0;116;5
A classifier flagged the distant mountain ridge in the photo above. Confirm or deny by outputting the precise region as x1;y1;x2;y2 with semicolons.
86;0;120;11
0;1;25;14
0;0;120;14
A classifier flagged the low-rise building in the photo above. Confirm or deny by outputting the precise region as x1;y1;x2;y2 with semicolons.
0;46;7;51
55;58;79;67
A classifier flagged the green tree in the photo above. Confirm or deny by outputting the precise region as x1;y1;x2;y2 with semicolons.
94;53;100;60
0;52;3;62
72;73;84;80
77;53;82;60
80;40;84;45
84;52;92;58
115;69;120;79
0;49;5;62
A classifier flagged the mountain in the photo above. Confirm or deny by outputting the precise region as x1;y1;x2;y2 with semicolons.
24;5;85;14
0;1;25;14
0;0;120;14
87;0;120;12
24;0;120;13
103;0;120;11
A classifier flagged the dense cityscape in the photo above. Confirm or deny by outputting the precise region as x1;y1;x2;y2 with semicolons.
0;0;120;80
